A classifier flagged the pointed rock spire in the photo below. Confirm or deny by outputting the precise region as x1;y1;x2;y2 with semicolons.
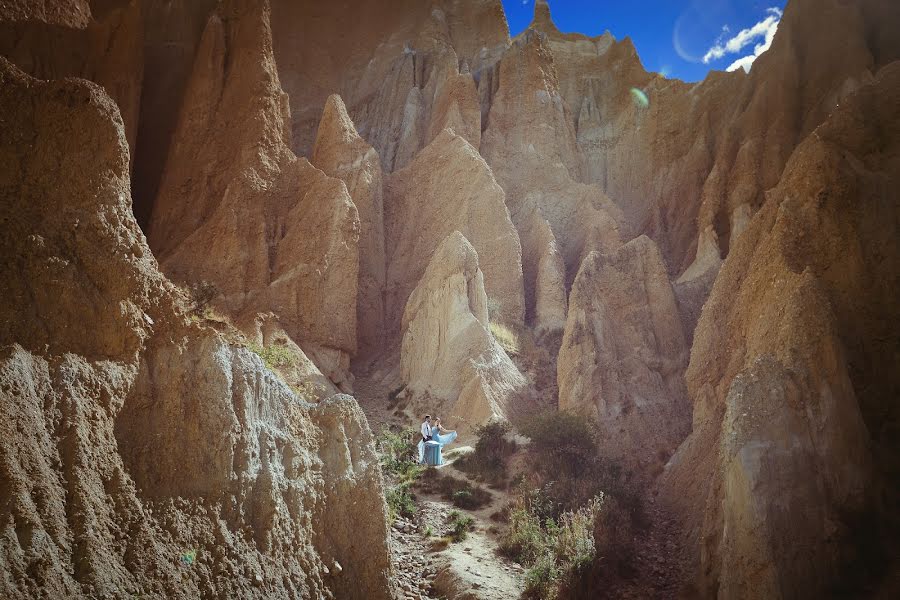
531;0;558;33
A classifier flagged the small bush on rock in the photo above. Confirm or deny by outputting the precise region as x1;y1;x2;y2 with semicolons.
490;322;520;356
249;343;297;371
447;510;475;542
454;420;517;485
376;428;424;522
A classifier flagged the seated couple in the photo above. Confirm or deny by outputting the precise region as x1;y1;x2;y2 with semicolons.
418;414;457;465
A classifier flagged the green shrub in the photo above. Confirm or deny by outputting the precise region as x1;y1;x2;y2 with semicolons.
500;504;548;564
454;420;517;486
523;554;561;600
500;489;606;599
376;429;420;479
447;510;475;542
248;343;297;371
418;469;493;510
376;428;424;522
521;411;597;478
554;496;602;570
386;484;416;521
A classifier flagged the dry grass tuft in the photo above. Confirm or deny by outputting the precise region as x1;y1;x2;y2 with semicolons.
490;322;520;356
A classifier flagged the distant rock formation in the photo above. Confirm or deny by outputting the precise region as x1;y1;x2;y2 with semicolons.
385;129;525;330
480;26;623;322
312;94;386;360
558;236;690;473
400;232;525;433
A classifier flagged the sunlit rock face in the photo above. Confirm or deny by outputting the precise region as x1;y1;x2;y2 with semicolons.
312;94;387;360
662;62;900;598
385;129;525;331
400;232;526;434
529;0;899;318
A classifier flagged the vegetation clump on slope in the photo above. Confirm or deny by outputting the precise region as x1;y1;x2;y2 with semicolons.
376;428;424;522
474;411;644;599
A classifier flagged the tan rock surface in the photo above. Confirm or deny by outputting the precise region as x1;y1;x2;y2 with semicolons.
312;94;386;360
480;26;624;321
0;1;144;164
0;56;392;599
662;62;900;598
148;0;360;388
526;213;567;335
385;129;525;331
529;0;900;328
0;0;92;27
269;0;508;162
558;236;690;474
400;232;525;433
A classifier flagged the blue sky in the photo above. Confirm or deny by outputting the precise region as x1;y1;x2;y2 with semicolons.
499;0;788;82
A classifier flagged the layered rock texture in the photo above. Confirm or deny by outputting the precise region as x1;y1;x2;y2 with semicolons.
148;0;360;389
558;236;690;474
0;56;392;599
312;94;386;360
400;232;525;432
2;0;899;597
662;62;900;598
385;129;525;330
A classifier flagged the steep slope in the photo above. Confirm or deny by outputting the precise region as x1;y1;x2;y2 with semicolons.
0;56;393;599
480;27;624;325
558;236;690;477
147;0;360;389
662;62;900;598
400;232;525;433
270;0;509;162
385;129;525;330
312;94;387;360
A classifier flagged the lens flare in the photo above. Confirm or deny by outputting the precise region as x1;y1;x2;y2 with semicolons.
630;88;649;109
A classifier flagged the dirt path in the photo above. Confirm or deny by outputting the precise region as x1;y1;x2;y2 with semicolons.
355;361;688;599
354;366;526;599
383;461;525;599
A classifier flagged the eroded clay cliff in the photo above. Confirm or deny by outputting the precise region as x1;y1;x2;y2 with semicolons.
662;61;900;598
148;0;360;389
0;53;392;600
558;236;690;475
400;232;525;433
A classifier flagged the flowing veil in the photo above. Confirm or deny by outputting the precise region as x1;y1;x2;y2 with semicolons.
433;429;457;445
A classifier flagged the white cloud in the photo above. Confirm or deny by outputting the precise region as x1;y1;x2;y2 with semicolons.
725;15;779;73
702;7;782;65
